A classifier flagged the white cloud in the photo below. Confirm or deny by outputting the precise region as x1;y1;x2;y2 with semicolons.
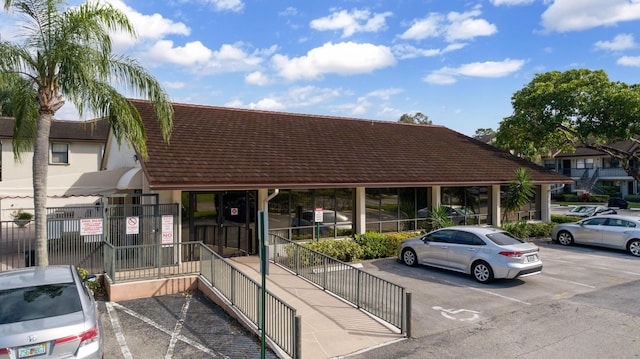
445;9;498;42
490;0;535;6
366;88;403;100
400;7;496;42
617;56;640;66
310;9;392;38
399;13;442;40
272;42;396;81
105;0;190;50
248;98;286;111
163;81;186;89
424;58;525;84
146;40;212;66
542;0;640;33
245;71;270;85
594;34;636;51
392;43;466;59
202;0;244;12
279;7;298;16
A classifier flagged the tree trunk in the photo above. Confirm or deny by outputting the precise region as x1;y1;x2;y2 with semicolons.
33;113;52;266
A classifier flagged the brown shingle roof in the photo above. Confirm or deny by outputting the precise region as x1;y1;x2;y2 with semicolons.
131;100;571;190
0;117;109;142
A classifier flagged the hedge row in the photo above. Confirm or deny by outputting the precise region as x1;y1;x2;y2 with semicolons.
303;218;574;263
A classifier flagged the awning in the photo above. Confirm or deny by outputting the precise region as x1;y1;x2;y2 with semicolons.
0;167;143;199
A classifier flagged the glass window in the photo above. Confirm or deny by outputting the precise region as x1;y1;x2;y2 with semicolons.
426;230;453;243
0;283;82;324
453;231;485;245
581;217;607;226
50;143;69;164
485;231;525;245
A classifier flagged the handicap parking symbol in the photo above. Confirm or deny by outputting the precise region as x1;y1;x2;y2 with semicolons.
432;306;481;321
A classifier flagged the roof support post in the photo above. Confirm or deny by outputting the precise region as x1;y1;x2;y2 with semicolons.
492;185;501;227
354;187;366;235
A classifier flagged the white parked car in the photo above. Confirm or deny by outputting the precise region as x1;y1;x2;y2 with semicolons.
398;226;542;283
551;215;640;257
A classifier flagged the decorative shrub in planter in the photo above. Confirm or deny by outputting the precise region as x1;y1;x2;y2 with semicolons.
11;209;33;227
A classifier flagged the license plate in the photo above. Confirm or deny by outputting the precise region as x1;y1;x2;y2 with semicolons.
18;343;46;358
526;254;538;263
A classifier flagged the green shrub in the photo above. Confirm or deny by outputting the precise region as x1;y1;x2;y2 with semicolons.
500;221;555;239
624;194;640;203
353;231;415;259
76;266;101;293
551;214;581;223
305;239;364;262
562;194;579;202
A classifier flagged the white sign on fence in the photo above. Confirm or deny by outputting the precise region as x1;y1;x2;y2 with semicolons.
81;218;103;243
126;216;139;235
161;215;173;246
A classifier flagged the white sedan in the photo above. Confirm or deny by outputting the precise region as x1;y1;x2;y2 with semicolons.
551;214;640;257
398;226;542;283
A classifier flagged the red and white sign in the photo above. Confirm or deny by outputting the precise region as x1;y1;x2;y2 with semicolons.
230;208;239;216
162;215;174;245
80;218;103;236
126;216;139;235
314;207;324;222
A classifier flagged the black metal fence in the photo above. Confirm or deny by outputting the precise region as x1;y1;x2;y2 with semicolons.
269;234;410;335
0;203;180;273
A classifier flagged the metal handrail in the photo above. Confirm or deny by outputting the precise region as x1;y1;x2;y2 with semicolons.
103;241;300;358
269;234;409;334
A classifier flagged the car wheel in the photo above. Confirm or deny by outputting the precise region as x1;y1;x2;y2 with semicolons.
627;239;640;257
557;231;574;246
472;261;494;284
402;248;418;267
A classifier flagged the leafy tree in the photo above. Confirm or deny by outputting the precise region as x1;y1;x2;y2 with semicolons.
398;112;432;125
502;168;535;222
473;128;495;139
0;88;13;116
495;69;640;180
0;0;173;265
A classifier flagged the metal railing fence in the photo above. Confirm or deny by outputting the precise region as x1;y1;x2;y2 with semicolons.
103;241;201;282
199;245;299;358
103;241;300;358
269;234;408;334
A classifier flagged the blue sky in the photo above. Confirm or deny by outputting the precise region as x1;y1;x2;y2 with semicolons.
3;0;640;136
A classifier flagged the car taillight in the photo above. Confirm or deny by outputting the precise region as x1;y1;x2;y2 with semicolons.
499;251;524;258
54;323;99;346
0;348;9;354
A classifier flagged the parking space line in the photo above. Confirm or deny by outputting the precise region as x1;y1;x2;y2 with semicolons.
165;295;192;359
109;302;227;358
105;302;134;359
540;274;596;288
543;258;640;276
440;279;531;305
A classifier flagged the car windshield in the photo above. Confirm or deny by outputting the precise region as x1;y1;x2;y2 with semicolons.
0;282;82;324
485;232;525;245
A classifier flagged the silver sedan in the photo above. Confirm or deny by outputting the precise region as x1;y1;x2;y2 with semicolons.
398;226;543;283
0;265;103;359
551;214;640;257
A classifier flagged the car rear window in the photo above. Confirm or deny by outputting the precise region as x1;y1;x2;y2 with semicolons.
485;232;525;245
0;282;82;324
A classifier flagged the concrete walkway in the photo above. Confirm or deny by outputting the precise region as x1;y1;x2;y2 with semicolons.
229;256;405;359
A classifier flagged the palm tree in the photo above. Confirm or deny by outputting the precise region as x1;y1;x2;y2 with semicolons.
502;168;535;222
0;0;173;266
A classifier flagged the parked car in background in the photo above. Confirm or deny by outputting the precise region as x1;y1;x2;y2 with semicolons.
563;205;616;217
417;206;475;224
0;265;104;359
551;215;640;257
291;210;352;235
608;197;629;209
398;226;542;283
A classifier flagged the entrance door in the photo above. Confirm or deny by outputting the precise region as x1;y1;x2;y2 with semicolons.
187;191;257;257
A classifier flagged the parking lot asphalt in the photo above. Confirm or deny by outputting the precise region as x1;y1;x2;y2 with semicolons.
349;238;640;358
99;292;277;359
98;206;640;359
